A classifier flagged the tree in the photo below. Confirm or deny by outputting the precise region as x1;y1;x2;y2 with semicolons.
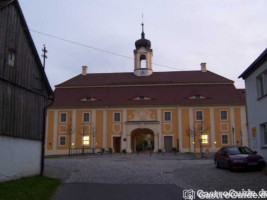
78;123;97;154
186;121;209;156
66;118;76;156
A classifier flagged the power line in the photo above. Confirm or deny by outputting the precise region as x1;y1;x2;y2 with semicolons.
29;29;182;71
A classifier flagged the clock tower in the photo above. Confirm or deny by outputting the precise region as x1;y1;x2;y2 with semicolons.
134;23;153;76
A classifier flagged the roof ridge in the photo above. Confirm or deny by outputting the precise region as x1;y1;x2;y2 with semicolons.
55;70;233;88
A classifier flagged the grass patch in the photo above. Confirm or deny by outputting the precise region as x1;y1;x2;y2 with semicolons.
45;154;68;159
0;176;60;200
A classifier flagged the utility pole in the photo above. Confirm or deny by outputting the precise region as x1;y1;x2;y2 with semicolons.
42;44;47;68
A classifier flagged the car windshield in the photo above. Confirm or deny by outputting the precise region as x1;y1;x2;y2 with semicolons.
227;147;254;155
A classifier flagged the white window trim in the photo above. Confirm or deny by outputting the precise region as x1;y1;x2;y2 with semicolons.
59;135;66;146
195;110;204;121
221;134;229;145
60;112;67;123
83;112;91;123
164;111;172;122
113;112;121;122
220;110;228;121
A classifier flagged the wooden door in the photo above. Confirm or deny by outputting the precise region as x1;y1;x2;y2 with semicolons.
113;137;121;153
164;136;173;152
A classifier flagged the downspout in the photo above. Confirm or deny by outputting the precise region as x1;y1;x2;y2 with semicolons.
40;95;55;176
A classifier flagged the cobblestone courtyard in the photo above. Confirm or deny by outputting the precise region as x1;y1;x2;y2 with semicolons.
45;153;267;193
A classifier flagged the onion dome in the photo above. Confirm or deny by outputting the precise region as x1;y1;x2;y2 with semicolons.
135;22;151;49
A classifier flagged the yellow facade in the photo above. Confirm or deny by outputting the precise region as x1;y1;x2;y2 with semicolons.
45;106;248;155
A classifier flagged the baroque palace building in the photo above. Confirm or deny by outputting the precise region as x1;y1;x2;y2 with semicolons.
45;24;248;155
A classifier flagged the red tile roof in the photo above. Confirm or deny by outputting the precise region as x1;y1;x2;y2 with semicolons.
51;70;244;108
56;71;233;87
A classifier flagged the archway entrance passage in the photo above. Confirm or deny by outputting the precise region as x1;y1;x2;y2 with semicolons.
131;128;154;152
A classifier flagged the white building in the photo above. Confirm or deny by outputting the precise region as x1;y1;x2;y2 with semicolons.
239;48;267;160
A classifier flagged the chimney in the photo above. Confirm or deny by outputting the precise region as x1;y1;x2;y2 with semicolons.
82;66;88;75
201;63;207;72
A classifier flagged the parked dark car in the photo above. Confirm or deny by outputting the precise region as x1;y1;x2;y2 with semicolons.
214;146;266;170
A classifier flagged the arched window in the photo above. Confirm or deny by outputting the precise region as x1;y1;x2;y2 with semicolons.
140;54;146;68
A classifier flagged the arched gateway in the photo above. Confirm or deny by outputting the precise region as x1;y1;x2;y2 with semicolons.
131;128;154;152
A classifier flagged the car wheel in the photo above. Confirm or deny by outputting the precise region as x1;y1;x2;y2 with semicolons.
214;159;220;168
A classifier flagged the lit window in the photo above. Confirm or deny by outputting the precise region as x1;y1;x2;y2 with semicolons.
83;136;90;145
201;135;208;144
114;112;121;122
196;111;203;121
221;135;228;144
59;136;66;146
220;111;228;120
60;113;67;122
164;111;171;121
257;70;267;98
8;50;15;67
83;113;90;122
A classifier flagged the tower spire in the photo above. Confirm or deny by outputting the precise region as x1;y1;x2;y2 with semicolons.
141;13;145;39
141;22;145;39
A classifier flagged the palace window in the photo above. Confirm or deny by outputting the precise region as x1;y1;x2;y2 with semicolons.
83;136;90;145
196;111;203;121
257;70;267;98
221;134;229;144
114;112;121;122
201;135;208;144
59;136;66;146
83;113;90;122
220;111;228;120
164;111;171;121
60;113;67;122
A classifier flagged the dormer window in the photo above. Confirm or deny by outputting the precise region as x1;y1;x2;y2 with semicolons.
139;96;145;100
133;96;151;101
188;95;206;100
80;97;97;102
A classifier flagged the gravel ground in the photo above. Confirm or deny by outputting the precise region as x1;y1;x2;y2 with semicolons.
45;153;267;195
